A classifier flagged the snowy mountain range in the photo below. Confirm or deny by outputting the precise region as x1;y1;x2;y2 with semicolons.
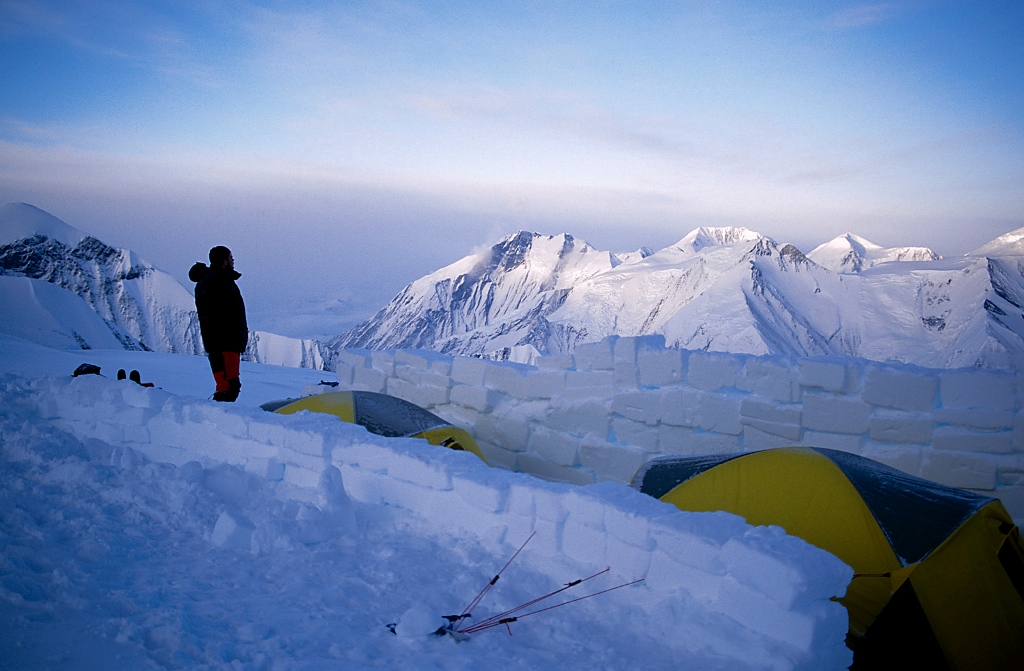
334;225;1024;369
0;203;334;369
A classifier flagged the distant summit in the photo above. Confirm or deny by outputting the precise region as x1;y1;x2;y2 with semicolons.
968;226;1024;258
0;202;90;248
0;203;333;369
807;233;939;274
336;225;1024;369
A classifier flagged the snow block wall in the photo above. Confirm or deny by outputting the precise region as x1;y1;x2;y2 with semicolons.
333;336;1024;524
16;373;853;670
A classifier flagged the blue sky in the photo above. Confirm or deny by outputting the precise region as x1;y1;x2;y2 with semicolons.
1;1;1023;337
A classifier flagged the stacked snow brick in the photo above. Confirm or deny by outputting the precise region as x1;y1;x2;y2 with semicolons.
336;336;1024;523
19;373;853;669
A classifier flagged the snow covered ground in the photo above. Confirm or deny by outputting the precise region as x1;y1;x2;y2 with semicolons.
0;334;853;670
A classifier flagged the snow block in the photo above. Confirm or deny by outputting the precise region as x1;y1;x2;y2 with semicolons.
714;576;817;652
476;440;519;470
612;389;661;424
934;408;1015;430
743;425;795;449
689;431;740;454
697;394;743;435
562;518;607;563
385;376;417;401
282;465;321;491
741;417;802;441
533;485;568;524
451;356;488;386
475;410;531;452
370;350;395;376
564;370;614;399
518;452;595;485
605;534;653;580
869;411;933;444
395;348;451;373
657;425;698;455
449;384;501;412
518;369;567;399
687;352;743;392
334;361;355;386
802;394;871;434
386;450;453;490
563;487;609;531
282;427;327;457
406;383;449;409
644;549;719;597
393;363;419;384
920;450;998;490
352;366;387;393
800;431;862;453
722;537;805;610
742;393;804;426
932;426;1013;453
452;473;507;513
862;367;937;411
483;360;531;397
637;347;685;388
544;399;611;438
860;443;922;474
611;417;659;450
211;510;256;551
579;435;646;483
940;370;1017;409
658;387;701;427
336;348;372;369
738;358;799;403
246;457;285;481
798;358;848;393
119;383;171;409
528;425;580;467
574;339;615;371
336;465;386;504
535;352;575;370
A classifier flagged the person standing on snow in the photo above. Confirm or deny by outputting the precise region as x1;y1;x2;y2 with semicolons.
189;246;248;402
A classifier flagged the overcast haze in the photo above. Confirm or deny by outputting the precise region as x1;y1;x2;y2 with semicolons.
2;1;1023;339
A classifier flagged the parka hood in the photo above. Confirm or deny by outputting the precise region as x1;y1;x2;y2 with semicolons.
190;262;241;283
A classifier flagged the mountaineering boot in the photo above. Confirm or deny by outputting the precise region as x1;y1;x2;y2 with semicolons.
129;370;141;385
224;377;241;402
117;369;127;380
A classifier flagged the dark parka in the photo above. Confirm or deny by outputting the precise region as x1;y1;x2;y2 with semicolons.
189;262;248;354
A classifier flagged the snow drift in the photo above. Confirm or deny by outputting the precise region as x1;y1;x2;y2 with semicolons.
0;352;853;669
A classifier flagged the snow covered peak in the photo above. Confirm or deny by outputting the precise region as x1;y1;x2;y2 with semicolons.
0;202;90;247
672;226;766;254
807;233;939;273
611;246;655;266
969;226;1024;258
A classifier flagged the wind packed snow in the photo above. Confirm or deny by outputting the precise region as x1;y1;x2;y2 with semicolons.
0;334;854;670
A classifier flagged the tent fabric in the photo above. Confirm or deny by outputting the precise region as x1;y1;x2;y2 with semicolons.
261;391;487;463
631;447;1024;670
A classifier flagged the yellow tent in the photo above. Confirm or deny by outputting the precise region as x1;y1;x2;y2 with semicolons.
262;391;488;464
631;447;1024;670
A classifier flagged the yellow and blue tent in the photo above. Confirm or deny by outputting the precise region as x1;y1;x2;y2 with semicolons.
262;390;488;464
632;447;1024;670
